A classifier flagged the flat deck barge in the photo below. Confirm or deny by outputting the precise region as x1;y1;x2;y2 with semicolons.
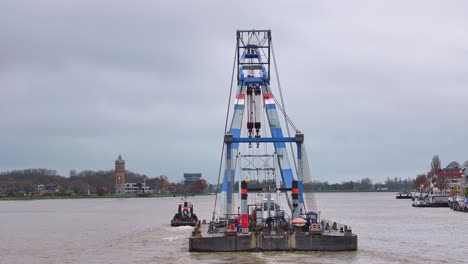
190;221;357;252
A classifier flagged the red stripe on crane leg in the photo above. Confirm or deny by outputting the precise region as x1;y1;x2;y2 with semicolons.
242;214;248;228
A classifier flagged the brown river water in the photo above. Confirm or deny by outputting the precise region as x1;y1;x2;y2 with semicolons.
1;193;466;264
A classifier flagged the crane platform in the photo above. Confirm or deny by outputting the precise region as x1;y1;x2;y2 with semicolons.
189;221;357;252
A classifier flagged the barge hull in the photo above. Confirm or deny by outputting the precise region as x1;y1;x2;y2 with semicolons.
189;234;358;252
190;228;357;252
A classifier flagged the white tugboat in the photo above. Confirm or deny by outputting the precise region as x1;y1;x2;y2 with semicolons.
412;187;449;207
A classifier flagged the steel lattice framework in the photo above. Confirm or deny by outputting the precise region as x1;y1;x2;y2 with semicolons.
219;30;307;219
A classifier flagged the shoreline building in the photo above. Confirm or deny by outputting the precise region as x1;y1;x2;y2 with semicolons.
37;183;59;195
114;155;150;195
115;155;126;194
428;161;464;191
184;173;202;185
124;182;150;195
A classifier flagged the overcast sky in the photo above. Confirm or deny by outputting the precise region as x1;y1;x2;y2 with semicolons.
1;1;467;184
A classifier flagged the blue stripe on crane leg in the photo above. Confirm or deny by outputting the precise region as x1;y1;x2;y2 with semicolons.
230;128;241;150
230;128;241;138
282;168;294;189
225;139;234;206
271;127;286;148
221;170;236;191
226;177;232;204
221;173;227;192
298;180;304;204
274;142;286;148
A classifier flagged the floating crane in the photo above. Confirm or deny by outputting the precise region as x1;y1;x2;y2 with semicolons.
189;30;357;252
218;29;307;220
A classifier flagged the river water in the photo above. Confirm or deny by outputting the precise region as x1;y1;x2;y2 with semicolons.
0;193;465;264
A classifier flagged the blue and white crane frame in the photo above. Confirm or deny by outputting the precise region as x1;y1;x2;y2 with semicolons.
218;30;307;219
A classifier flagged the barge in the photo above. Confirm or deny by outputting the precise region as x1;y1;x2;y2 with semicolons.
189;181;357;252
190;222;357;252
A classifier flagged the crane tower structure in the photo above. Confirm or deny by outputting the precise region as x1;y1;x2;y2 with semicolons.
191;30;357;252
218;30;309;219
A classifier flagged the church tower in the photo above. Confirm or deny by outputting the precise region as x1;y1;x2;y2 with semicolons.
115;155;126;194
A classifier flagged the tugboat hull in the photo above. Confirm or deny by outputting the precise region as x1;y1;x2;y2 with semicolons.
396;196;413;199
171;200;198;227
171;220;197;227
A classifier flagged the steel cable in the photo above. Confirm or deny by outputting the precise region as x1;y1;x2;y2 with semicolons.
212;44;238;220
271;41;299;174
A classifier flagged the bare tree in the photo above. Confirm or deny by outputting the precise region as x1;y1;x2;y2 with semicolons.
431;155;441;173
413;174;430;190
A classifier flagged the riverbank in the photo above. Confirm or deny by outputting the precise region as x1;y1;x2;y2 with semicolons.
0;193;188;201
1;190;403;200
306;189;401;193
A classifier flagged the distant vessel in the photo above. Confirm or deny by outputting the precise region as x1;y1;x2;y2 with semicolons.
412;187;449;207
171;199;198;226
395;190;412;199
449;196;468;212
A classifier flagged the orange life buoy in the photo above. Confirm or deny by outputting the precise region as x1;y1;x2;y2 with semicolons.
226;223;237;232
226;224;237;232
311;223;319;229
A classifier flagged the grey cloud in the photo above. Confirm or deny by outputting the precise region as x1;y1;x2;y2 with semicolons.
1;0;467;183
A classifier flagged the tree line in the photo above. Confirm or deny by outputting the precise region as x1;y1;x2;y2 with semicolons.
231;177;413;192
304;177;413;191
0;168;209;196
0;168;424;196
